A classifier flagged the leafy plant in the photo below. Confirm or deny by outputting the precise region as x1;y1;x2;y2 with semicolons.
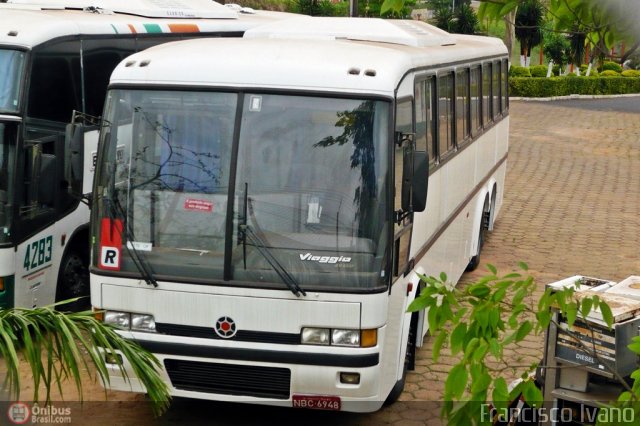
407;263;623;424
600;70;621;77
601;61;623;73
509;75;640;97
509;66;532;77
0;304;170;416
621;70;640;78
530;65;548;77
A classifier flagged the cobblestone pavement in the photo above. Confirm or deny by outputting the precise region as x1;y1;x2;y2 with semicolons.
394;97;640;423
7;98;640;425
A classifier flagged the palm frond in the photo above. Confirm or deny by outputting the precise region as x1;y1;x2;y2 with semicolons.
0;303;171;416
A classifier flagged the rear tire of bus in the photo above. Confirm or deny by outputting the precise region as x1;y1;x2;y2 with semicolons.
56;248;90;312
466;202;490;272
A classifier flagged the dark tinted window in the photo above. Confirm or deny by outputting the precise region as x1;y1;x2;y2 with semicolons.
415;77;435;162
456;69;470;144
28;41;81;122
438;73;454;157
493;61;501;118
82;39;135;117
470;66;481;134
482;63;492;125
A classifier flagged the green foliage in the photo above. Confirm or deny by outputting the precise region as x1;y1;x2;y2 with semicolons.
622;70;640;78
601;61;623;73
530;65;548;77
515;0;544;55
544;32;571;68
408;264;636;424
509;75;640;97
291;0;340;16
600;70;621;77
453;3;479;35
509;66;532;78
229;0;289;12
0;304;171;415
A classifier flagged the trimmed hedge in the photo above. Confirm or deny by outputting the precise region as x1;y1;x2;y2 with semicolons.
509;76;640;97
530;65;548;78
509;66;531;77
601;61;623;73
622;70;640;77
600;70;620;76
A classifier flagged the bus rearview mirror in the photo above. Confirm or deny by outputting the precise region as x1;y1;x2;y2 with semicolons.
65;122;85;194
412;152;429;213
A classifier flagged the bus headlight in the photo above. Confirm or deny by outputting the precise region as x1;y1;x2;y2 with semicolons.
104;311;130;329
101;310;156;333
301;328;330;345
131;313;156;332
301;328;377;347
331;329;360;347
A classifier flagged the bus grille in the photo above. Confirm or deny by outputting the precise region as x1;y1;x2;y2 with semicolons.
164;359;291;399
156;323;300;345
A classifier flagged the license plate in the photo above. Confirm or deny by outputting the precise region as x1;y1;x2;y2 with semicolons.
292;395;341;411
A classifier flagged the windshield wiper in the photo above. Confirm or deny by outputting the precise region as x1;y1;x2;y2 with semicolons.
238;184;306;297
107;182;158;287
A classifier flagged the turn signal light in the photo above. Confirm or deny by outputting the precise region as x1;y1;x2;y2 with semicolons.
360;329;377;348
0;277;4;292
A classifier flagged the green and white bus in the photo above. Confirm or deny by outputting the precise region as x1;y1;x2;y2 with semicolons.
0;0;294;310
91;17;509;411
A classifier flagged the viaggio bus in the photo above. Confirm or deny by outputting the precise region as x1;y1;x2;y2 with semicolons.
91;17;509;411
0;0;294;310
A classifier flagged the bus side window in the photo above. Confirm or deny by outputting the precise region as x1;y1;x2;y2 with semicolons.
493;60;501;119
415;77;435;164
502;59;509;113
437;73;454;158
82;39;136;117
455;68;470;145
20;139;56;220
28;41;81;122
482;62;492;126
470;66;481;135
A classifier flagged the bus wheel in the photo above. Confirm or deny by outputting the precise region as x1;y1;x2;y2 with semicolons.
56;249;90;312
466;209;489;272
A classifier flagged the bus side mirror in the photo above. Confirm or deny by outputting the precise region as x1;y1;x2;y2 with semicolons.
37;154;56;207
401;145;413;213
412;152;429;213
65;122;85;195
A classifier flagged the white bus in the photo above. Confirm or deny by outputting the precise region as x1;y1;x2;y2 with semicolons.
0;0;294;310
91;17;509;412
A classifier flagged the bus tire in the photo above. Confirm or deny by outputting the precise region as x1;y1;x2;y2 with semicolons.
56;248;90;312
465;224;484;272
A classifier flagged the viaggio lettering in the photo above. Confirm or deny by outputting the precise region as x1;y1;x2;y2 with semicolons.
299;253;352;264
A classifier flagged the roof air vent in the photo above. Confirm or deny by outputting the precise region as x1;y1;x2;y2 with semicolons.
7;31;18;37
139;60;151;67
364;69;376;77
348;68;361;75
125;61;136;67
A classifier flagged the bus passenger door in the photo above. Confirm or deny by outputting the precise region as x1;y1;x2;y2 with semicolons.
383;98;419;396
14;134;61;307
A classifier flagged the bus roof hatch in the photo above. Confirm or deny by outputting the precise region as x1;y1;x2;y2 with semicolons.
244;17;456;47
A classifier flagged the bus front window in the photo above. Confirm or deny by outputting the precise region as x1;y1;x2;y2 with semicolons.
0;122;16;244
232;95;391;291
93;90;391;292
0;49;25;113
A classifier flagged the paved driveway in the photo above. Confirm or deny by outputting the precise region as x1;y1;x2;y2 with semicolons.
9;98;640;425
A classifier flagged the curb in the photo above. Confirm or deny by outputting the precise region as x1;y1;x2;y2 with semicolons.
510;93;640;102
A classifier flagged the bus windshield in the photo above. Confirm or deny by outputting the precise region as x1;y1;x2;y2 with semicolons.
0;49;25;113
0;122;16;244
94;90;391;291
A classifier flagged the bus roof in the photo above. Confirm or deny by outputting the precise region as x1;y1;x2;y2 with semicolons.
109;17;508;96
0;1;295;48
4;0;238;18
